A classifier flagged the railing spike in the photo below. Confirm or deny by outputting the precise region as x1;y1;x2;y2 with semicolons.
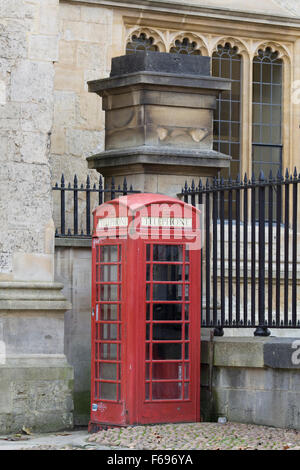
285;168;289;179
259;169;264;182
269;169;273;181
294;167;297;178
277;168;282;180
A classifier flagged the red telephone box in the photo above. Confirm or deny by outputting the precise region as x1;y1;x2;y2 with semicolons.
89;194;201;430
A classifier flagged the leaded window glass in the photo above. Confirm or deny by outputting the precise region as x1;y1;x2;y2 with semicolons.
252;48;283;178
169;38;201;55
126;33;159;54
212;43;242;181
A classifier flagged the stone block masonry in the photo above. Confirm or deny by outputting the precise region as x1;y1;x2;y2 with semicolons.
201;337;300;429
0;0;73;433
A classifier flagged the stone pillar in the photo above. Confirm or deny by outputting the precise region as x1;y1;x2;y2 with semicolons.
87;52;231;197
0;1;73;433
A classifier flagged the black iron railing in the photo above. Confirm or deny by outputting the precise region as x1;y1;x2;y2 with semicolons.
53;174;139;238
182;169;300;336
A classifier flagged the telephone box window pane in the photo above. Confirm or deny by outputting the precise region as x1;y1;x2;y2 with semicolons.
146;304;150;321
146;245;151;261
153;343;182;360
153;324;182;341
146;343;150;360
145;363;150;380
100;324;118;340
100;284;119;301
100;343;118;360
152;265;183;282
184;363;190;379
185;304;189;320
100;363;117;380
100;246;118;263
152;284;183;301
145;383;150;400
153;245;183;262
100;382;117;400
153;303;182;321
152;382;182;400
185;343;189;360
184;383;189;399
100;304;118;321
152;362;183;380
146;284;150;300
100;265;118;282
185;324;189;340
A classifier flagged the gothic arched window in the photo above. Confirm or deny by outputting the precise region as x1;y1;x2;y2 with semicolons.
169;38;201;55
126;33;159;54
212;43;242;181
252;48;283;178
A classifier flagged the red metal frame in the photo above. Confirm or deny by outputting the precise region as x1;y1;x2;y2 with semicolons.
89;194;201;429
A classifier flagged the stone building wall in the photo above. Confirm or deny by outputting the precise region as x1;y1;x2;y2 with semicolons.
0;0;73;434
0;0;60;280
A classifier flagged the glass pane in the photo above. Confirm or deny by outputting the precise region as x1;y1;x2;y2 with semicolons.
100;323;118;340
100;304;118;321
152;284;183;301
153;303;182;321
185;324;189;340
146;343;150;360
100;343;118;360
152;264;183;282
145;383;150;400
152;382;182;400
153;245;182;262
184;363;190;380
146;304;150;321
100;382;117;400
185;343;189;360
100;363;117;380
152;362;183;380
145;363;150;380
100;284;119;301
184;383;189;399
100;245;118;263
153;343;182;360
100;265;118;282
152;323;182;340
185;304;189;320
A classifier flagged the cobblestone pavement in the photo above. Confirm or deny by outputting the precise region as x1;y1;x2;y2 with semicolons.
2;422;300;450
87;422;300;450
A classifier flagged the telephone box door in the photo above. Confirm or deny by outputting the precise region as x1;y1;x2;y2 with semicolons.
91;239;126;425
136;241;201;424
